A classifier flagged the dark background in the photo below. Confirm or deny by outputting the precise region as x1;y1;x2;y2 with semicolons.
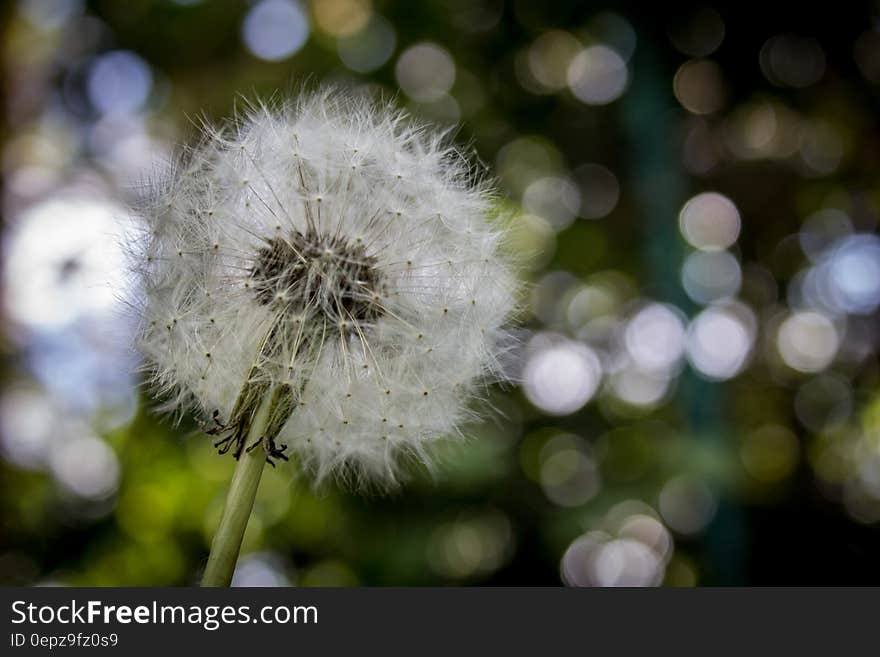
2;0;880;585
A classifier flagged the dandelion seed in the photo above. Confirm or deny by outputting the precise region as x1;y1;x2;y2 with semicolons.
130;89;518;486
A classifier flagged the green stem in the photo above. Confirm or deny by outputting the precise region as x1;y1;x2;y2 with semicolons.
201;395;273;587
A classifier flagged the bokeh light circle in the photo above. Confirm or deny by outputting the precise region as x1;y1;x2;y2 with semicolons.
395;42;456;102
242;0;310;62
686;304;755;380
777;311;839;373
87;50;152;117
523;338;602;415
567;45;629;105
679;192;741;251
337;14;396;73
4;196;130;328
682;250;742;304
624;303;686;373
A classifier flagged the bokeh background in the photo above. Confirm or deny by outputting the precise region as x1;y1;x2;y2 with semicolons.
3;0;880;586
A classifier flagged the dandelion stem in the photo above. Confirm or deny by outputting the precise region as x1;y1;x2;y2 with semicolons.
201;395;273;587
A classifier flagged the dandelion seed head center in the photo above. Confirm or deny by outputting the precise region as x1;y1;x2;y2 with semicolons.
251;231;385;326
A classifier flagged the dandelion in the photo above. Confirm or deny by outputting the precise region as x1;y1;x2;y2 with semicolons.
129;89;518;585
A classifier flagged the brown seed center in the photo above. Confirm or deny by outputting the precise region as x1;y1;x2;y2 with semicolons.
250;230;384;327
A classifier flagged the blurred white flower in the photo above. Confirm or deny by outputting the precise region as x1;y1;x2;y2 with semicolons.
129;89;517;486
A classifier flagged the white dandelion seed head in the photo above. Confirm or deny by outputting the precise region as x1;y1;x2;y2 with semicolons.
129;89;518;487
